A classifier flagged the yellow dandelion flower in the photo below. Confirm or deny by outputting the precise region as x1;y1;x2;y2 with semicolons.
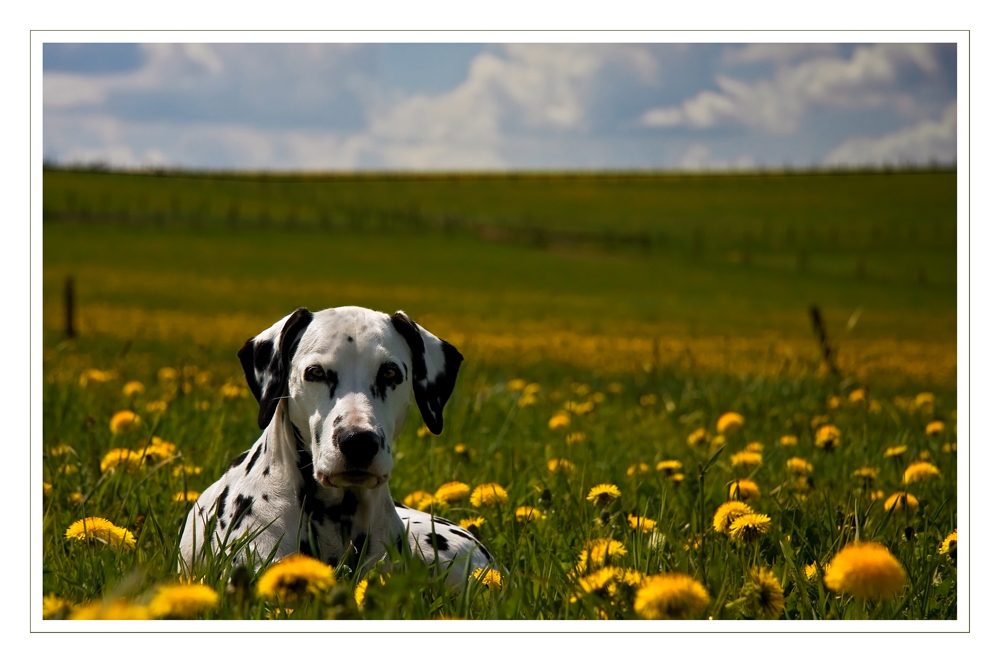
743;441;764;453
548;411;571;430
656;460;683;475
729;479;761;502
717;412;745;435
868;399;883;414
578;567;619;596
729;513;772;543
220;383;247;399
547;458;576;474
925;421;945;436
145;399;168;414
507;379;527;391
591;392;605;403
939;530;957;557
459;516;485;533
567;400;595;415
434;481;471;503
634;572;710;620
848;388;867;404
627;462;650;476
42;595;73;619
173;491;200;502
266;607;295;619
586;483;621;507
148;583;219;619
607;382;624;394
70;599;148;620
470;483;509;508
57;463;80;476
942;442;957;453
517;393;538;407
453;444;469;457
521;383;540;395
403;490;437;511
903;461;941;484
573;383;591;396
43;482;52;497
566;431;586;445
68;492;84;505
919;450;932;461
65;516;136;550
810;414;829;429
577;538;627;572
472;568;503;591
713;501;753;533
914;392;935;409
687;428;710;447
158;367;179;382
195;371;213;386
779;434;798;447
122;381;145;397
48;444;76;457
884;492;919;515
730;450;763;468
824;541;906;600
814;424;841;450
416;425;431;438
628;515;658;533
79;368;116;387
354;579;369;607
617;568;647;587
100;448;143;473
828;396;842;409
804;562;820;580
870;490;885;501
639;394;657;407
515;506;544;524
852;466;880;481
884;445;908;458
256;554;335;602
744;567;785;619
172;464;202;477
109;410;141;435
141;437;177;461
786;457;813;475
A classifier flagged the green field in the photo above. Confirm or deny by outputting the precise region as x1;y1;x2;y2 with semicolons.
41;169;959;620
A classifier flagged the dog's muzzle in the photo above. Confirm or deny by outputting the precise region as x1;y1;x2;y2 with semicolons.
316;429;388;489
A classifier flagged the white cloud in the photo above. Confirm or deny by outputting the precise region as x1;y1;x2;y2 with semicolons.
823;102;957;166
676;143;756;171
641;44;941;133
723;43;839;65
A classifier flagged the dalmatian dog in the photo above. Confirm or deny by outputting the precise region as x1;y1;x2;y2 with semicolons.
178;306;495;587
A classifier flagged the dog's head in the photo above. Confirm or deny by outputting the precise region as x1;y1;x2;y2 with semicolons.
238;306;463;490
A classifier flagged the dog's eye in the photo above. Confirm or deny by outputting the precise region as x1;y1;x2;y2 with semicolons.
305;366;326;381
382;367;396;380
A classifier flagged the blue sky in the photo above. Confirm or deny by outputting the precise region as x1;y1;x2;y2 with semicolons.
42;43;958;171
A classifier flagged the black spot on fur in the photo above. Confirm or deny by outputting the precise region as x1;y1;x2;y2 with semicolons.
478;544;493;562
394;501;410;510
261;493;269;502
449;528;473;540
324;492;358;527
229;451;248;469
216;485;230;519
245;445;262;474
433;516;456;526
425;532;450;552
347;336;353;343
327;370;339;399
256;308;313;429
262;465;270;476
237;337;274;403
218;519;227;531
232;494;254;529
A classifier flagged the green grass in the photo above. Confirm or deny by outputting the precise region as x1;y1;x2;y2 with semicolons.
41;170;958;620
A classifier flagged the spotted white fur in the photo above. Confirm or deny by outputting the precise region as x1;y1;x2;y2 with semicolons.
178;306;494;587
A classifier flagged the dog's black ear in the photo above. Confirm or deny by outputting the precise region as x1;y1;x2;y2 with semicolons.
390;311;463;435
237;307;314;429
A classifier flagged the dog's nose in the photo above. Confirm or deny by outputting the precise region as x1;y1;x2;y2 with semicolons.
339;430;380;467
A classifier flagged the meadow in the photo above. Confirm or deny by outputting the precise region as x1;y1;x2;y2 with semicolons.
41;168;959;621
